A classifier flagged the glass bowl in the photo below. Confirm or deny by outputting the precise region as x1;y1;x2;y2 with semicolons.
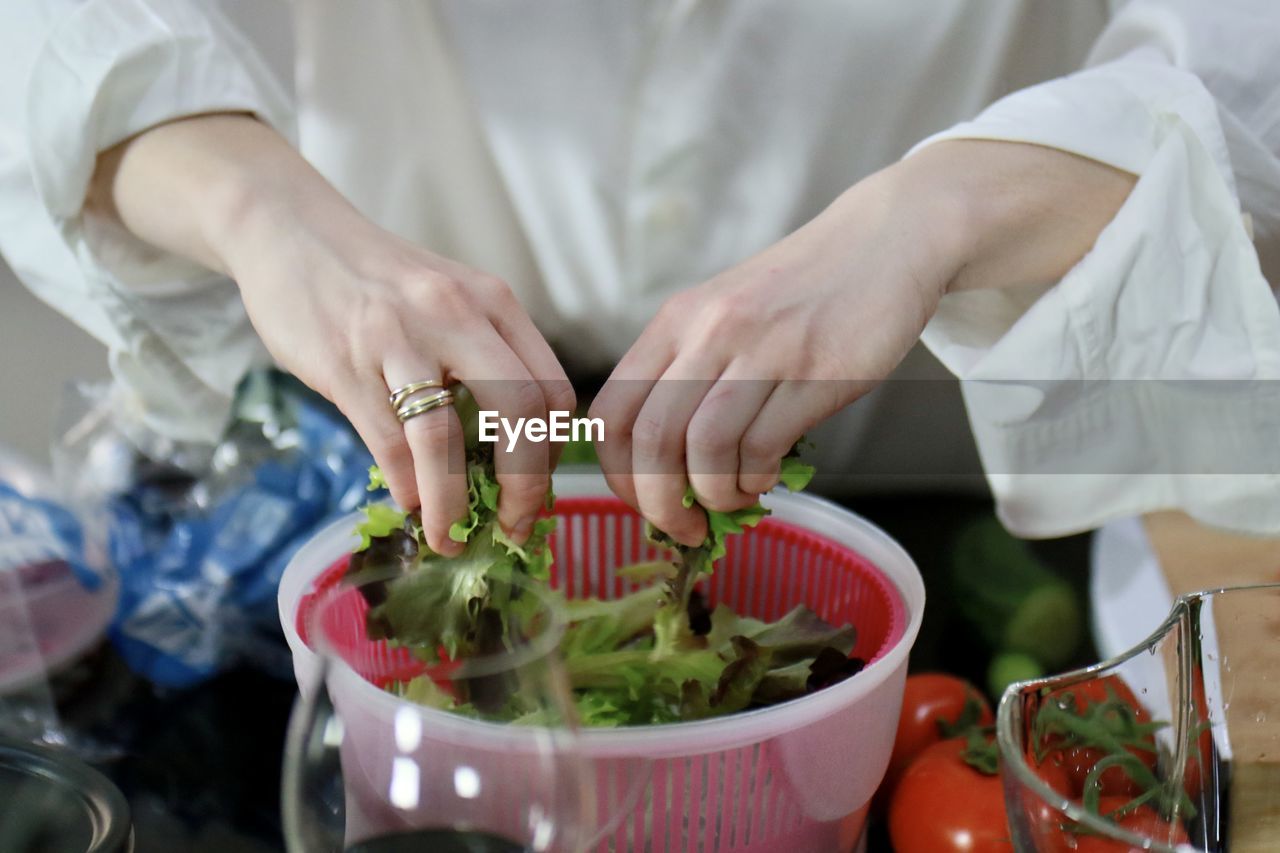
282;567;595;852
998;583;1280;852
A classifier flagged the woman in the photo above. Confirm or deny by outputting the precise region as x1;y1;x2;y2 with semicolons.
2;0;1277;582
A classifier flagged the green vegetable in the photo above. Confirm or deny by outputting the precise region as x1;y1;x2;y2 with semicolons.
950;516;1082;669
560;585;665;657
747;603;857;665
346;389;555;660
986;650;1043;700
354;502;409;552
703;636;774;717
357;430;859;727
647;444;812;660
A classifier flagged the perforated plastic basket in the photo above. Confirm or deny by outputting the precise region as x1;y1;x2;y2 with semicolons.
280;473;925;852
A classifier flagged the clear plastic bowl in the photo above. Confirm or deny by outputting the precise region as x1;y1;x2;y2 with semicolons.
279;472;925;852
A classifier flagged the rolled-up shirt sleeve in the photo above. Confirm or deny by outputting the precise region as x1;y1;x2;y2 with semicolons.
911;0;1280;537
0;0;293;449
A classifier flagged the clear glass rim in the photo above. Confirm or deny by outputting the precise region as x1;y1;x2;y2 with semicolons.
282;570;577;851
996;581;1280;852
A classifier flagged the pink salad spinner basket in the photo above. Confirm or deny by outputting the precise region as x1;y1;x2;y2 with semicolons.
280;473;925;853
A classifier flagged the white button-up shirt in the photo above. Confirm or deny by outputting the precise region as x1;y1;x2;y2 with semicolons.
2;0;1278;536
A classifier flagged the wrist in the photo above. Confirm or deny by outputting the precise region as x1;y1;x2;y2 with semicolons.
842;151;974;306
198;144;304;279
883;143;988;297
895;138;1136;294
192;117;362;282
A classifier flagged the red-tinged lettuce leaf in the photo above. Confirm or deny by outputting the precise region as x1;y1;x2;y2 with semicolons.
750;659;813;705
748;604;856;665
705;602;854;663
708;636;772;716
750;648;866;705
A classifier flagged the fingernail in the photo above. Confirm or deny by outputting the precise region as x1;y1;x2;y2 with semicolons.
434;530;464;556
512;514;537;542
678;524;706;548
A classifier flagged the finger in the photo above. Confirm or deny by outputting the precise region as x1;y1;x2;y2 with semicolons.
738;380;843;495
480;279;577;471
329;372;419;510
686;368;777;512
382;357;468;556
631;358;726;546
448;325;551;541
588;329;676;512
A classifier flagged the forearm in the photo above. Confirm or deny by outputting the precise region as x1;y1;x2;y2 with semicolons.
85;112;362;278
888;139;1138;296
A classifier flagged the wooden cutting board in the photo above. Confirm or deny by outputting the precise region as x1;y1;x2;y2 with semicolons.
1142;512;1280;852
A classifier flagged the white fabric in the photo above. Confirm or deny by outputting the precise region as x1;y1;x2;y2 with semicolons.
1091;520;1232;762
2;1;1279;535
1090;518;1176;661
0;0;293;446
916;2;1280;536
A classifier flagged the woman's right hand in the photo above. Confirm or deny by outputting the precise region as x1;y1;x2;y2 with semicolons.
91;114;572;555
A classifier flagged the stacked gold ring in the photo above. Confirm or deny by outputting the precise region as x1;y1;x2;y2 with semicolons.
388;379;455;423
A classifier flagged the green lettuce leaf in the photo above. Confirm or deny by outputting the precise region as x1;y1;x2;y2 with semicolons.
648;443;813;660
367;426;852;728
354;501;409;552
347;388;556;661
561;584;666;657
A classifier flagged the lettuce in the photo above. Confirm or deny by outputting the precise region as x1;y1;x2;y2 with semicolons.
361;427;858;727
346;390;555;660
647;444;813;660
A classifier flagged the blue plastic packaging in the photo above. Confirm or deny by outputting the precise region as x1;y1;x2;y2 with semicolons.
103;384;373;687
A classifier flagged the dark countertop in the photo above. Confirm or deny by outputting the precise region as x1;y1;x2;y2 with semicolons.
53;650;295;853
48;494;1095;853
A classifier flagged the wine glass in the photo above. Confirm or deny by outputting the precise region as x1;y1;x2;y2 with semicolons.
283;568;595;853
999;583;1280;852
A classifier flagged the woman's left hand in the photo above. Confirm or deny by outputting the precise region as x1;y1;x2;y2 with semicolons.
589;162;958;545
590;140;1135;545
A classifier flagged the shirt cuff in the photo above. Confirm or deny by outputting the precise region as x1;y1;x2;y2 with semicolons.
27;0;294;223
913;59;1280;536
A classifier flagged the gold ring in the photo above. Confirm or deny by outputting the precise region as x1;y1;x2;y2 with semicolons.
389;379;447;410
396;389;455;423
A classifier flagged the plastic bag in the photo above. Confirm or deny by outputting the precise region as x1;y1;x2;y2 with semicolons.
0;447;114;741
54;370;373;687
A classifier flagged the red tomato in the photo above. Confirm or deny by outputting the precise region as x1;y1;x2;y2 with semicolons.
1067;797;1190;852
876;674;993;810
1034;751;1074;797
1021;758;1078;853
1053;676;1146;713
1058;744;1157;798
888;737;1013;852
